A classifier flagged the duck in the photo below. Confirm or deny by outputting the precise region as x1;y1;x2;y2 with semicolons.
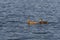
27;16;48;25
39;18;48;24
27;16;38;25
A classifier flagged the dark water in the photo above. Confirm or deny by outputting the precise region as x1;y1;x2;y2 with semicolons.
0;0;60;40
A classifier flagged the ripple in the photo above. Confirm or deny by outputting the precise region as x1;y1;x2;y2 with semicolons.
8;39;20;40
32;31;50;34
0;25;3;27
7;21;26;24
7;21;20;23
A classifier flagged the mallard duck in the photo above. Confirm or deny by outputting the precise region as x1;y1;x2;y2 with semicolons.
27;16;48;25
27;19;38;25
39;18;48;24
27;16;38;25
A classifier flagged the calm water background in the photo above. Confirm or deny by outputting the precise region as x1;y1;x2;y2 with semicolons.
0;0;60;40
